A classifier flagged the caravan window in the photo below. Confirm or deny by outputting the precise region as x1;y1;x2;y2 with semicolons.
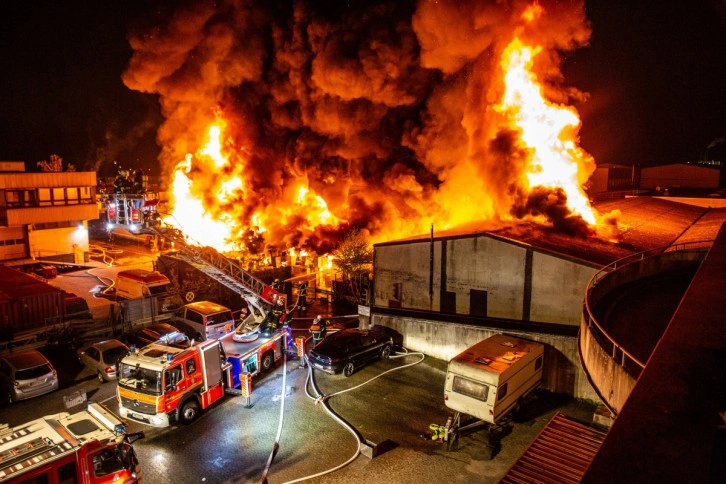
452;375;489;402
498;382;508;401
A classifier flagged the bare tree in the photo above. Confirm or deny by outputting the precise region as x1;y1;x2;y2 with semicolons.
37;154;74;172
332;229;372;280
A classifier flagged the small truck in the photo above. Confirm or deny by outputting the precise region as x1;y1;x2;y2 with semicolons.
115;269;172;300
116;327;287;427
443;333;545;454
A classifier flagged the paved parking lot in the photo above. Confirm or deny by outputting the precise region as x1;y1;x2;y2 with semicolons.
2;340;596;484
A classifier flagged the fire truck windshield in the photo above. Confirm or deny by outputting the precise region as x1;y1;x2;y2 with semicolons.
118;364;162;395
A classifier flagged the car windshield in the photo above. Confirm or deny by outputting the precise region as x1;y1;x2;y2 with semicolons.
118;364;162;395
102;346;128;364
16;364;52;380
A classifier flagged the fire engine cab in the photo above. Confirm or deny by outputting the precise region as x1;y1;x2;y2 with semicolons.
117;328;287;428
0;402;144;484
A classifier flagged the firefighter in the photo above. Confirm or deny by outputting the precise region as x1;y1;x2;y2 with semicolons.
309;315;327;345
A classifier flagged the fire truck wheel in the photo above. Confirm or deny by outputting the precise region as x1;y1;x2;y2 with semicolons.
180;399;199;424
343;362;355;377
261;351;274;373
381;344;392;360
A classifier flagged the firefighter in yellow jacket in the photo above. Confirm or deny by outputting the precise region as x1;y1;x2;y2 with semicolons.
309;315;327;345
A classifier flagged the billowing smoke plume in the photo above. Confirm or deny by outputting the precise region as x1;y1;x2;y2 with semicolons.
122;0;595;254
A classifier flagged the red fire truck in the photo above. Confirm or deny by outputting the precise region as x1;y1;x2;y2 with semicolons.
0;402;144;483
116;328;287;427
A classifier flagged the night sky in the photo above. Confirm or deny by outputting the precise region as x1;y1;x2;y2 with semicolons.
1;0;724;176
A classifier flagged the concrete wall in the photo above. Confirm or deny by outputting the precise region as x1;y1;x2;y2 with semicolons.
531;252;597;325
374;232;597;327
446;237;527;319
28;223;90;262
372;313;601;401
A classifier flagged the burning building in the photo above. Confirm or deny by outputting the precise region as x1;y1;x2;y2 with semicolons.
122;0;618;260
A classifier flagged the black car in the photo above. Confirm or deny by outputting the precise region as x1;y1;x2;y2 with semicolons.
307;327;402;377
123;322;191;349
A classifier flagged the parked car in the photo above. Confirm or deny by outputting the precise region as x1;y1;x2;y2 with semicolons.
0;349;59;403
307;326;403;377
77;339;129;382
123;322;191;349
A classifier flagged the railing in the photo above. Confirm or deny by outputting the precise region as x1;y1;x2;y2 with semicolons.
583;240;712;377
150;223;271;302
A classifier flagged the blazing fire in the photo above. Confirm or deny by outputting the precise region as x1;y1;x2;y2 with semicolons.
124;0;615;258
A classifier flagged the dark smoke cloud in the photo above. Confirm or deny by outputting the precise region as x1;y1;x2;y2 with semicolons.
123;0;594;253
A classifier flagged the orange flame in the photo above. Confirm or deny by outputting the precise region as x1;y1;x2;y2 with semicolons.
496;35;597;225
154;2;612;258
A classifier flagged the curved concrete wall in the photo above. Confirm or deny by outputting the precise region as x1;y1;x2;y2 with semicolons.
580;247;706;414
579;319;636;413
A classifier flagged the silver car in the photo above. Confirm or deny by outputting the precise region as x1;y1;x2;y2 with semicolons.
0;349;59;402
77;339;129;382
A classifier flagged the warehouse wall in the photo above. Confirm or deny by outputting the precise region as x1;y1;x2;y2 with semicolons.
374;232;598;327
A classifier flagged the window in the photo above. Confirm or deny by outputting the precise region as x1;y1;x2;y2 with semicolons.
58;461;78;483
38;188;52;206
66;187;79;205
85;347;100;362
534;356;543;371
498;382;508;401
18;472;50;483
165;366;182;390
186;359;196;375
187;310;204;326
6;190;21;207
452;376;489;402
53;188;65;205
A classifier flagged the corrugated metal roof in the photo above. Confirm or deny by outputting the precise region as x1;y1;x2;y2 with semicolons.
500;413;607;484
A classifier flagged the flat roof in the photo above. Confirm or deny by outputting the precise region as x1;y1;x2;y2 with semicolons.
376;197;726;267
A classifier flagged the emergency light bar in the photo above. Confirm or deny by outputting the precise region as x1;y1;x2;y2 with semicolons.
87;402;126;435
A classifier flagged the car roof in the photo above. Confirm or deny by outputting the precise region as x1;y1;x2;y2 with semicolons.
0;349;50;369
93;339;128;350
144;323;178;333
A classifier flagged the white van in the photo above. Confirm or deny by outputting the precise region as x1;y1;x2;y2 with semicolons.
177;300;235;341
444;334;544;424
115;269;171;300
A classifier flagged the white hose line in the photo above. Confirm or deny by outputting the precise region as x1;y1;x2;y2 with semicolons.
325;349;425;399
283;347;425;483
260;349;288;483
282;355;362;484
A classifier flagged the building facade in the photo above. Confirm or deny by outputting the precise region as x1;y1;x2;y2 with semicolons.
0;164;97;263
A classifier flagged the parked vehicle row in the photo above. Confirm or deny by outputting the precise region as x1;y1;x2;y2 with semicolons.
0;349;59;403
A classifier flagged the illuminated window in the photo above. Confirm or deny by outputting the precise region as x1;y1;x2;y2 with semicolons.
52;188;65;205
80;186;93;203
67;187;79;204
38;188;52;206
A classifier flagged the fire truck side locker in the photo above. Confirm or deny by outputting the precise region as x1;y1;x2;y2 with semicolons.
198;340;227;408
